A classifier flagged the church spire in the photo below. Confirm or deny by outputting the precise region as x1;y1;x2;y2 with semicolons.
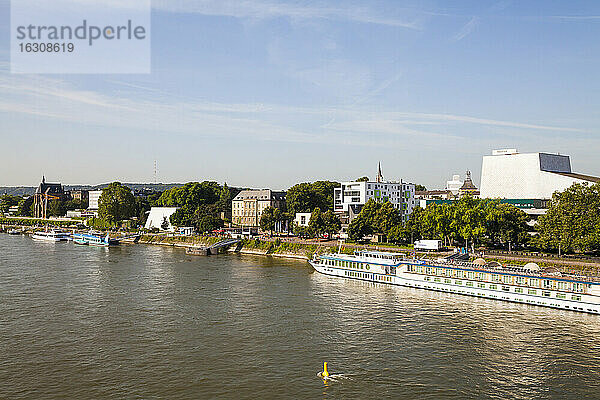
376;162;384;183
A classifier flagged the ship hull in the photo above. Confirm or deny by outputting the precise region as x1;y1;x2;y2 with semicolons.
309;261;600;314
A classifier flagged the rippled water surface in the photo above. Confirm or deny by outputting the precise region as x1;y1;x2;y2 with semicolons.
1;235;600;399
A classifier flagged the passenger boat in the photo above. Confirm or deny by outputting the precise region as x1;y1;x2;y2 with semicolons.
73;233;119;246
309;250;600;314
31;230;70;242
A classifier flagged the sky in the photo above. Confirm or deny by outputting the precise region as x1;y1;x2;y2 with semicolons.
1;0;600;190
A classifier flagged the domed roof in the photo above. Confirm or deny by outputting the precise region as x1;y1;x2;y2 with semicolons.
473;258;486;265
524;262;540;271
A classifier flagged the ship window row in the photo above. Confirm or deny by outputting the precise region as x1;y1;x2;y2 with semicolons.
405;265;589;293
427;276;584;301
344;271;392;282
325;259;370;270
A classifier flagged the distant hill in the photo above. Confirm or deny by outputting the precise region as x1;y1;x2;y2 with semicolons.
0;183;187;197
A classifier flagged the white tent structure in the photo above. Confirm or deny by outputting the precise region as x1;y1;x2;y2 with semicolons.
145;207;179;231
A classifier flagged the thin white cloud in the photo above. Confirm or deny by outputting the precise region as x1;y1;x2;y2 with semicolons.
0;73;587;152
152;0;421;29
452;16;480;41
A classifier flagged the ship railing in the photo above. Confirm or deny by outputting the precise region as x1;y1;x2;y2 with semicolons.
430;259;600;283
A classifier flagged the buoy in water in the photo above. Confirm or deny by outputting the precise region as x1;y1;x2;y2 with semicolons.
321;362;329;378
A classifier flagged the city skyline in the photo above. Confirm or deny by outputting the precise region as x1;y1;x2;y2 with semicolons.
2;1;600;188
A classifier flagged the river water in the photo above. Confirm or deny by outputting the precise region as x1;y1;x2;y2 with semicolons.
1;234;600;399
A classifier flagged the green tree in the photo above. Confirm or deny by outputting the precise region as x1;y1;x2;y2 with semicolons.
348;215;371;241
356;176;369;182
322;210;341;237
0;195;22;213
158;182;223;228
375;201;401;235
485;202;528;248
260;206;282;235
415;184;427;192
536;183;600;253
308;207;324;238
98;182;136;223
17;197;33;217
286;181;340;215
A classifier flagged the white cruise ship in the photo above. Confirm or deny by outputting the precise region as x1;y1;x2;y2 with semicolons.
31;230;70;242
309;250;600;314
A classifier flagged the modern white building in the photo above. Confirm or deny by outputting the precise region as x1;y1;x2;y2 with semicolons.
480;149;600;200
145;207;179;231
334;163;417;222
88;190;103;210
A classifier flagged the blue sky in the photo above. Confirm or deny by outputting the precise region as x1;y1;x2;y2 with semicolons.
1;0;600;189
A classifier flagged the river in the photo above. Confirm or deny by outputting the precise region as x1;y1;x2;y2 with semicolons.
1;234;599;399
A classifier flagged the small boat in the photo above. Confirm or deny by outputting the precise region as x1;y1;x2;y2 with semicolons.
73;233;119;246
31;230;70;242
7;229;22;235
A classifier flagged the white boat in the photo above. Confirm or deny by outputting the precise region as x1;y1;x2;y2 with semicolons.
309;250;600;314
31;230;70;242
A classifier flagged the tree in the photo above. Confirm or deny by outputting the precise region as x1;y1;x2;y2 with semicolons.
158;182;224;228
260;206;282;235
536;182;600;253
0;195;22;213
375;201;401;235
415;184;427;192
387;225;408;244
47;200;67;217
348;215;371;241
17;197;33;217
322;210;341;237
356;176;369;182
286;181;340;215
485;202;528;248
98;182;136;223
308;207;325;238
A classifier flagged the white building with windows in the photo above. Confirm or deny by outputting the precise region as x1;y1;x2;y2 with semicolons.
88;190;103;210
294;212;312;227
334;163;417;222
480;149;600;199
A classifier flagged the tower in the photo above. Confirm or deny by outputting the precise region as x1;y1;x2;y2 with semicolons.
376;162;384;183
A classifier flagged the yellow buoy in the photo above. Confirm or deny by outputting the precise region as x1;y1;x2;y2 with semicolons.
322;362;329;378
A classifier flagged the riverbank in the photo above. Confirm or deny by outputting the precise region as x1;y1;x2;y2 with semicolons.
135;234;600;274
137;234;356;260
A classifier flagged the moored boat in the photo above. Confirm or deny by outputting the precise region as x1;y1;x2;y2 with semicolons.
31;230;70;242
72;233;119;246
309;250;600;314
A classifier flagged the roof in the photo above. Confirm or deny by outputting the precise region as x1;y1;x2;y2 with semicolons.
416;190;452;195
550;171;600;183
233;189;285;201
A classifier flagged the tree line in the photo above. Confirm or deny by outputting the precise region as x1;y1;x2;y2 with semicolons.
348;196;530;249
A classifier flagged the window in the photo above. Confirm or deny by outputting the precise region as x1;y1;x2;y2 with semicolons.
542;291;551;297
489;284;497;290
455;280;463;285
445;279;452;284
478;283;486;288
556;293;567;299
466;282;474;287
572;295;582;301
515;288;523;294
528;289;537;295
